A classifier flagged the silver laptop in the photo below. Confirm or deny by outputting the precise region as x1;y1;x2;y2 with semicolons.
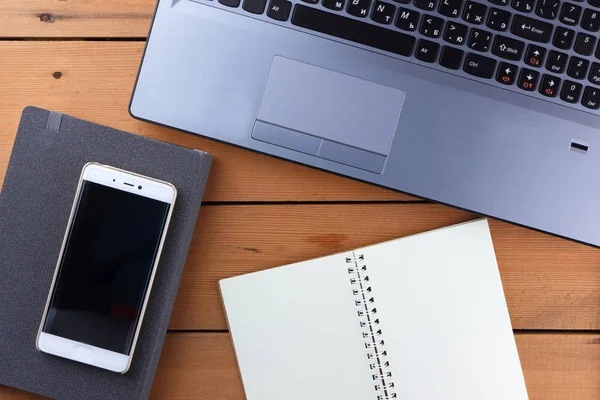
131;0;600;246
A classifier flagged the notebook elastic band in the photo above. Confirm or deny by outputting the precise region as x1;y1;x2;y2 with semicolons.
46;111;63;132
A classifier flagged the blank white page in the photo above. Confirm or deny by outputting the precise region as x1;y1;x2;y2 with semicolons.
356;219;529;399
220;253;375;400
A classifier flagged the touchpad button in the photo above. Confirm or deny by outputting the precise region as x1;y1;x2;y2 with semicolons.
252;120;321;155
255;56;405;157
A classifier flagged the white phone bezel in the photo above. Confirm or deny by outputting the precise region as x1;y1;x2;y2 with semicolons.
36;162;177;374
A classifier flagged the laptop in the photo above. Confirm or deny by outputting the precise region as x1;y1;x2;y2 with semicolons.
130;0;600;247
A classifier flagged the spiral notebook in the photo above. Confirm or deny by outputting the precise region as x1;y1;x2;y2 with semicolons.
220;219;529;400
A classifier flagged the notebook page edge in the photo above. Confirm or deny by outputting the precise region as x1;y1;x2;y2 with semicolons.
352;219;529;399
219;252;377;400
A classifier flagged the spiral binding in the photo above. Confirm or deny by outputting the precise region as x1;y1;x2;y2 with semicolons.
346;253;397;400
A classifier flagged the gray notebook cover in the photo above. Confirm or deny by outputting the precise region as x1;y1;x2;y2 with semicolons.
0;107;213;400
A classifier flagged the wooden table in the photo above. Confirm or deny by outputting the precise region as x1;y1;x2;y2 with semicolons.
1;1;599;398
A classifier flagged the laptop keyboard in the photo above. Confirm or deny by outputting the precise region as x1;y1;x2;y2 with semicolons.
198;0;600;113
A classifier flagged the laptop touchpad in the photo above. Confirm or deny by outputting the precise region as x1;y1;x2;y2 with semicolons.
253;56;405;173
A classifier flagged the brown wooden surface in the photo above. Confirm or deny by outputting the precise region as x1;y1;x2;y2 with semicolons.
171;204;600;331
150;332;600;400
0;0;155;38
3;333;600;399
2;3;600;399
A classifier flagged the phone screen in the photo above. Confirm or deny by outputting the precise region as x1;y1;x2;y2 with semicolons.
42;180;170;355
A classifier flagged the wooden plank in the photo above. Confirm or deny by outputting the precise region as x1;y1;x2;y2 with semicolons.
0;0;154;38
169;203;600;331
0;387;45;400
151;333;246;400
518;333;600;400
3;332;599;399
152;332;600;400
0;41;413;202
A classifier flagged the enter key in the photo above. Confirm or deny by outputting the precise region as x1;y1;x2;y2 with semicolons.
511;14;553;43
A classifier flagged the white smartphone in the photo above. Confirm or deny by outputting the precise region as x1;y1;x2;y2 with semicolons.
36;163;177;373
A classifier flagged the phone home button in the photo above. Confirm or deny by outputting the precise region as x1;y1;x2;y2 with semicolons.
72;346;94;362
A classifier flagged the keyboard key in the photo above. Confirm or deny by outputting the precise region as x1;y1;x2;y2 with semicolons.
536;0;560;19
492;35;525;60
487;7;511;31
567;56;590;79
517;68;540;90
243;0;267;13
489;0;509;5
546;50;568;73
581;8;600;31
496;62;518;84
589;0;600;7
414;0;437;10
394;0;410;3
596;41;600;58
323;0;345;10
560;80;583;102
301;0;319;3
511;15;553;42
291;5;416;56
439;0;463;17
395;7;420;30
267;0;292;19
439;46;465;69
444;21;468;45
553;26;575;49
512;0;534;12
348;0;372;17
559;3;582;24
575;32;596;55
463;1;487;24
420;14;444;37
415;39;440;62
582;86;600;108
589;62;600;84
463;52;497;77
467;28;493;51
371;1;396;23
539;74;561;97
219;0;241;7
525;44;546;67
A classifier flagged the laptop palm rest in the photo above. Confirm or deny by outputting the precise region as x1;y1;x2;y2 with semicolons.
252;56;405;174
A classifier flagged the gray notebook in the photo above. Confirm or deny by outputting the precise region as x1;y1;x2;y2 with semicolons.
0;107;212;400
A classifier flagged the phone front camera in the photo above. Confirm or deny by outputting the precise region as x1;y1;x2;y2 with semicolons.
138;185;142;190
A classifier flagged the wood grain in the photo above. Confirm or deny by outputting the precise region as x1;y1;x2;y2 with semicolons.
518;333;600;400
169;203;600;331
0;387;45;400
3;332;600;399
0;0;154;38
0;41;413;202
2;4;599;398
